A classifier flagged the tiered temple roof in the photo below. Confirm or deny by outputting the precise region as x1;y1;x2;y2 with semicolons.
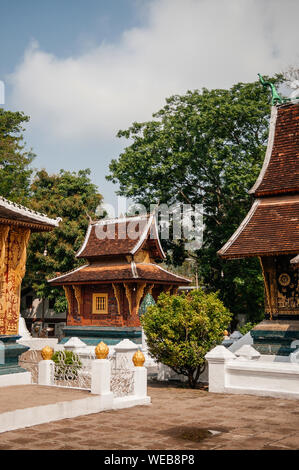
50;213;190;286
76;214;165;259
49;262;189;285
218;102;299;260
249;103;299;197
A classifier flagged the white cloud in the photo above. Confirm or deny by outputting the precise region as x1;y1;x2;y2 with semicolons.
9;0;299;143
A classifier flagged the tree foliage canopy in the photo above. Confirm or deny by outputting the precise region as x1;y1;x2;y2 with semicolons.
24;169;103;310
141;290;232;388
0;108;34;203
108;77;283;324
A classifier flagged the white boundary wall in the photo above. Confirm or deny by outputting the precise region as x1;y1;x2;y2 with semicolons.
205;345;299;400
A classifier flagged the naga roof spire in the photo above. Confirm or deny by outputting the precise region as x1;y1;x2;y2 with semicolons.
258;73;284;106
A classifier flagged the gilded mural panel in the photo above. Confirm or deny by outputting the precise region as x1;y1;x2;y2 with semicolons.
1;227;30;335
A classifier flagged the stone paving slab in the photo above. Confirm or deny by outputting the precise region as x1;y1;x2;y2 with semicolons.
0;385;89;413
0;383;298;449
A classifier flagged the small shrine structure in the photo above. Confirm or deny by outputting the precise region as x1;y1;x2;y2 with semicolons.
218;86;299;355
0;196;59;380
49;213;191;345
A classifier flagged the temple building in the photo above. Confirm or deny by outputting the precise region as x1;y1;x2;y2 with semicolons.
218;97;299;355
0;196;59;377
49;213;191;345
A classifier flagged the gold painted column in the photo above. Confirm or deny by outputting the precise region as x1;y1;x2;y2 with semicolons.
0;226;10;334
3;226;31;335
63;286;74;324
124;282;146;327
73;285;82;316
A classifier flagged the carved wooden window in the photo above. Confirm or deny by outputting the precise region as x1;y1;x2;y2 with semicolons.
92;293;108;314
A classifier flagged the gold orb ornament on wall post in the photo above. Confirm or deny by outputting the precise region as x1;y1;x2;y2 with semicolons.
95;341;109;359
132;349;145;367
41;345;54;360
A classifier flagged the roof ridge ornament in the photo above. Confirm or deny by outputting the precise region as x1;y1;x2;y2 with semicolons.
258;74;284;106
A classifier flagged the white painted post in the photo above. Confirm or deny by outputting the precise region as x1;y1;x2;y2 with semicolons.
133;366;147;398
91;359;113;397
38;360;54;386
114;339;139;370
205;346;236;393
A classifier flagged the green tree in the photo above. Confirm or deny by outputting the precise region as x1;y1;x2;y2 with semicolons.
0;108;34;202
24;169;103;311
141;290;232;388
107;76;283;325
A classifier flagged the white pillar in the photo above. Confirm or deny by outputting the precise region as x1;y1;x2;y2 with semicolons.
205;346;236;393
38;360;54;386
133;366;147;398
114;339;139;370
91;359;113;396
142;328;147;351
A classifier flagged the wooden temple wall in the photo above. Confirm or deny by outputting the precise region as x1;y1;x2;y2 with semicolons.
66;284;129;327
64;282;179;328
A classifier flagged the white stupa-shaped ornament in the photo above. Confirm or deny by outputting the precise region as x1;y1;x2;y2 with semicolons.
290;80;299;99
18;314;32;339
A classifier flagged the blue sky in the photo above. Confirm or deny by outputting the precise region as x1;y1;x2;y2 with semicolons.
0;0;142;73
1;0;298;208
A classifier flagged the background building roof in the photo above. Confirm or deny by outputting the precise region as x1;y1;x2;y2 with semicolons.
250;102;299;197
218;195;299;259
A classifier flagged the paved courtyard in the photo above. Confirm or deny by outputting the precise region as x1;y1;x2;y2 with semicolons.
0;383;299;450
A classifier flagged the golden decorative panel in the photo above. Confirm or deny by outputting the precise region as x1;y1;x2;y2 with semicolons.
124;282;133;316
73;285;82;315
63;286;73;314
136;282;146;313
0;226;30;335
112;283;122;315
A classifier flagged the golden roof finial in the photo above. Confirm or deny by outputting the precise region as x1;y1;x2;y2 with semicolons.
41;345;54;360
95;341;109;359
132;349;145;367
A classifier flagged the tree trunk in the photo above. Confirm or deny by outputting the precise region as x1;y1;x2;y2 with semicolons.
188;365;205;388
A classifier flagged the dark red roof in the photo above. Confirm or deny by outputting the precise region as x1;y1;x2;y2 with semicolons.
218;195;299;259
76;214;165;259
250;102;299;197
49;262;190;285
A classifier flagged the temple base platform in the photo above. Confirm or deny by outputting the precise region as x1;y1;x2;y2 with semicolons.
59;326;142;346
0;335;30;375
0;335;31;386
251;320;299;356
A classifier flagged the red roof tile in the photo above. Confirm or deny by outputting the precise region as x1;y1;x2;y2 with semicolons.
49;262;190;285
76;214;165;259
250;103;299;197
218;195;299;259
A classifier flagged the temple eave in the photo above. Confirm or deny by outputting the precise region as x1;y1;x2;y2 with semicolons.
51;279;189;286
219;249;299;260
0;218;57;232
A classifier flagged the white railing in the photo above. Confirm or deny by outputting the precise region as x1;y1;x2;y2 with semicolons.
37;342;148;405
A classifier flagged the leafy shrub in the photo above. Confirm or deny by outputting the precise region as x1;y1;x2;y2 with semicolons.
51;350;82;380
141;290;232;388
